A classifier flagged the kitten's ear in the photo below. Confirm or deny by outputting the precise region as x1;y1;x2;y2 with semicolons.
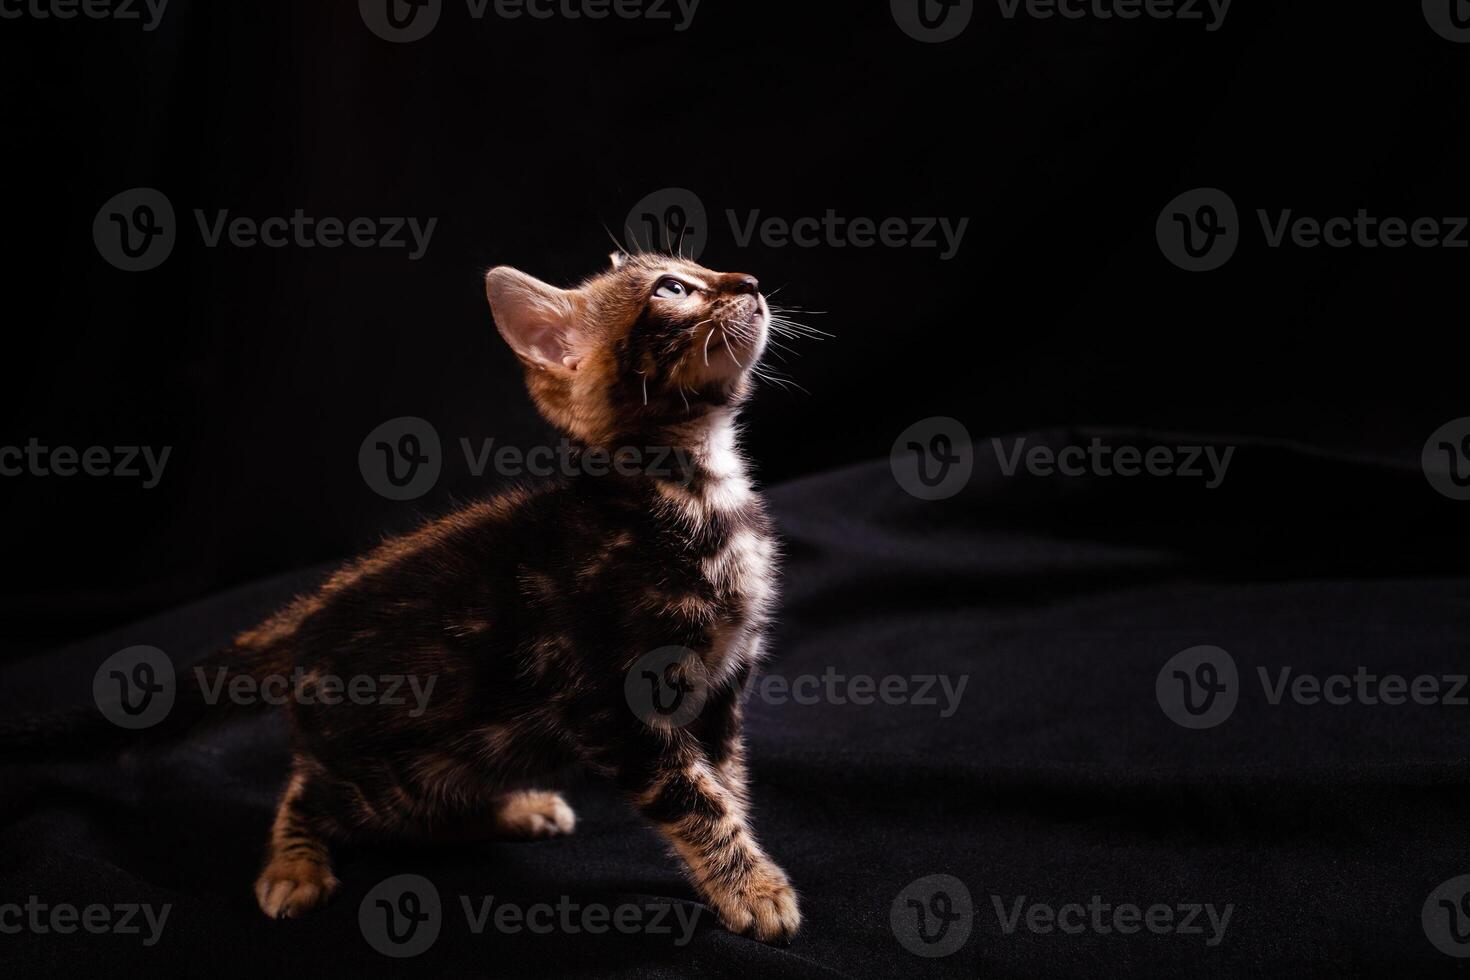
608;251;626;270
485;267;584;372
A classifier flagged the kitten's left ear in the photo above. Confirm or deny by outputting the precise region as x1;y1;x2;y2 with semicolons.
485;267;584;373
608;251;626;270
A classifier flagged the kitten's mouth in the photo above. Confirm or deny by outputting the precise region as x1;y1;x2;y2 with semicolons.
698;305;767;373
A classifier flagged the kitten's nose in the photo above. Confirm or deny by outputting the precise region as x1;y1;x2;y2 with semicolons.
731;275;760;296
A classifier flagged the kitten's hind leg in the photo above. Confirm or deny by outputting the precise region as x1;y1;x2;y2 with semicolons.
488;789;577;839
256;764;341;919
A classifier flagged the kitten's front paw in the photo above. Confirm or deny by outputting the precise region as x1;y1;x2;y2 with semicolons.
255;859;340;919
710;861;801;944
493;790;577;839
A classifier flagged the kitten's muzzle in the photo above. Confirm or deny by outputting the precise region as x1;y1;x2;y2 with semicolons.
715;272;760;297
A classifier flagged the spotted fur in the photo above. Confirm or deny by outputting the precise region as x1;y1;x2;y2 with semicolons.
243;252;799;942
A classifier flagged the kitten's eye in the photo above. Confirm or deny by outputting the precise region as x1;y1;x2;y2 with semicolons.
654;278;690;299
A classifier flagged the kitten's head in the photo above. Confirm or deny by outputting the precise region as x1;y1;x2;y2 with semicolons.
485;252;769;444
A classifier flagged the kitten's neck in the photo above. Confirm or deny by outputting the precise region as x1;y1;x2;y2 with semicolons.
670;409;758;519
561;408;756;514
672;408;748;483
626;408;756;515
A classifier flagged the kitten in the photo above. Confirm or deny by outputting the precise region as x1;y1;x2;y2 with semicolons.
236;251;799;943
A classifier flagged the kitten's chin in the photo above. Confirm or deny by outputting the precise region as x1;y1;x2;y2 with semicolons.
692;310;768;388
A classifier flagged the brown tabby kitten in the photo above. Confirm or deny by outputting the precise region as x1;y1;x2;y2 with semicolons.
236;251;799;943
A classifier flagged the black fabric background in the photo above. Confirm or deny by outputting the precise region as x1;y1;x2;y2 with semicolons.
3;1;1470;976
4;437;1470;977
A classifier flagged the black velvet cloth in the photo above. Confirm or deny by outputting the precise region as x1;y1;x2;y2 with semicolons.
2;430;1466;978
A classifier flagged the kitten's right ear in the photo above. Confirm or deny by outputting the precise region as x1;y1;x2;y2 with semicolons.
485;267;584;373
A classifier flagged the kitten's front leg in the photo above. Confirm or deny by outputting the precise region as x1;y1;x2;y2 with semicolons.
692;663;754;817
627;731;800;944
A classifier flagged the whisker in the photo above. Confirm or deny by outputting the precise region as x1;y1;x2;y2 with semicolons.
752;366;810;395
723;326;746;370
762;337;800;359
602;223;633;260
768;319;834;340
